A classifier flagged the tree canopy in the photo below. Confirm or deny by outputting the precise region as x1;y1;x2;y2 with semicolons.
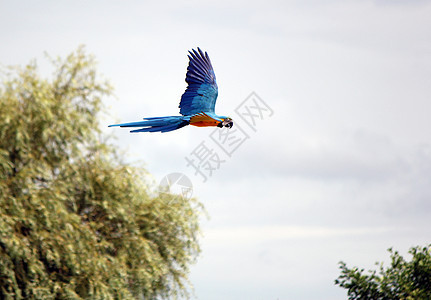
0;47;203;299
335;245;431;299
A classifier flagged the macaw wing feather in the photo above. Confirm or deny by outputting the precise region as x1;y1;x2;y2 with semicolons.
179;48;218;116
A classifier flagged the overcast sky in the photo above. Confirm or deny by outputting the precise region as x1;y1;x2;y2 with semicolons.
1;0;431;299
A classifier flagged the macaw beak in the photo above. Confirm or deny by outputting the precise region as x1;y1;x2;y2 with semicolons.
219;118;233;129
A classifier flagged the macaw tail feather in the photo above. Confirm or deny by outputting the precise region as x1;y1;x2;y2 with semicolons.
109;116;189;133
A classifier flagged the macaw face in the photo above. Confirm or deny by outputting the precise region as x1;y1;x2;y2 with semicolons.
218;117;233;129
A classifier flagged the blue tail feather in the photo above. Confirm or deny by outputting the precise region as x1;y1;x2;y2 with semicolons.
109;116;189;133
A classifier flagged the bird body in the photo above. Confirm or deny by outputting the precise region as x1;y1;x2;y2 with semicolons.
109;48;233;133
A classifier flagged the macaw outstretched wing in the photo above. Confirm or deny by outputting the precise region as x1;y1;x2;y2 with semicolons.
179;48;218;116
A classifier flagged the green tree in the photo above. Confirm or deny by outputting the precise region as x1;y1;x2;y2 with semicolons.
0;47;203;299
335;245;431;299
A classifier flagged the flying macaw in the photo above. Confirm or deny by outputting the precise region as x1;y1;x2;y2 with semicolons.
109;48;233;133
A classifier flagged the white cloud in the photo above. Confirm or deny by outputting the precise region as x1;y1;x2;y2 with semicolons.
204;225;391;244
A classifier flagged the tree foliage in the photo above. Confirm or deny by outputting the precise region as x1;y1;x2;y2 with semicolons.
335;245;431;300
0;47;203;299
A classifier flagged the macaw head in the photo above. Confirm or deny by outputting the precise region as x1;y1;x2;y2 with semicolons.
218;117;234;129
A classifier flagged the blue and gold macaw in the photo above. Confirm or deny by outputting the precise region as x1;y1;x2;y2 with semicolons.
109;48;233;133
